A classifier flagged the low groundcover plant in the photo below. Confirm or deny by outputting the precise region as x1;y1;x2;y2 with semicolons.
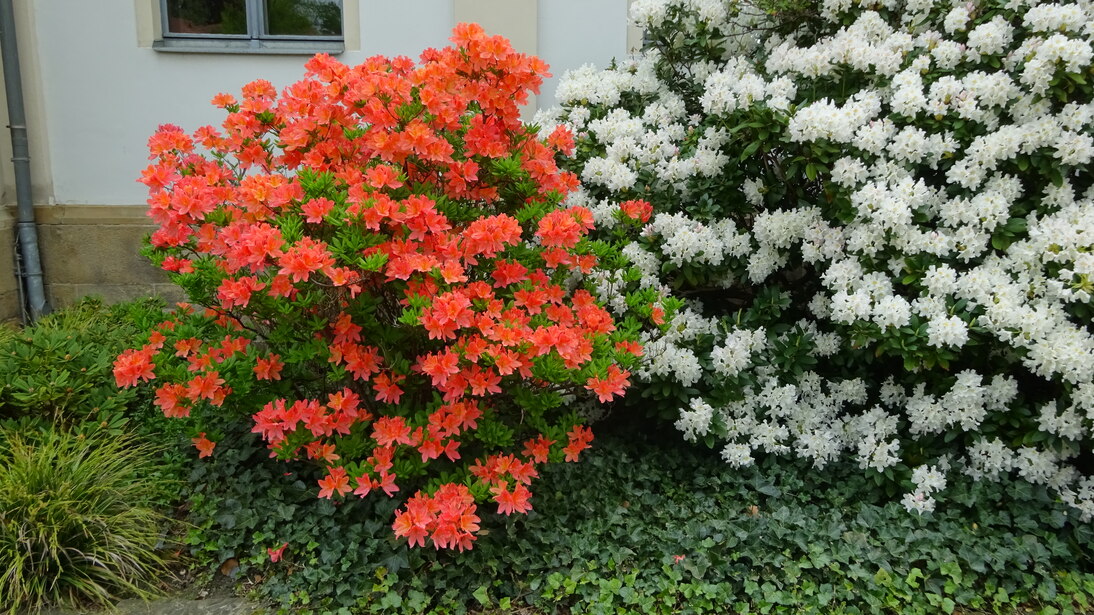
116;23;643;552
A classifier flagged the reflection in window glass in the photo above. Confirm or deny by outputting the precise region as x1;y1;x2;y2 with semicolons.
265;0;342;37
166;0;247;35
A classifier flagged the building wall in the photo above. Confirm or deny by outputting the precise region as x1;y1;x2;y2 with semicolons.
32;205;184;309
0;208;18;322
0;0;53;207
0;0;634;321
539;0;634;111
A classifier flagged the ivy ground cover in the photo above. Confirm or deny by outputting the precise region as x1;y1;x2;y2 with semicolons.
181;416;1094;614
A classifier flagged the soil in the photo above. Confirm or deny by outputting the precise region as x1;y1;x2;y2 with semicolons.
40;560;266;615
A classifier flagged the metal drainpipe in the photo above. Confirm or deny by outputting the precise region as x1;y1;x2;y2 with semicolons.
0;0;49;322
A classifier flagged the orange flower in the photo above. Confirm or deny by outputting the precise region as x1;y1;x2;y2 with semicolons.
301;197;334;223
491;483;532;516
113;347;156;388
372;371;405;404
253;354;283;381
522;435;555;464
372;416;413;447
318;466;351;499
563;425;594;462
216;276;265;309
277;237;335;283
210;92;237;108
154;383;190;418
585;365;631;403
192;432;216;458
267;542;288;563
546;125;576;156
650;304;666;325
417;350;460;387
619;199;653;223
187;371;225;401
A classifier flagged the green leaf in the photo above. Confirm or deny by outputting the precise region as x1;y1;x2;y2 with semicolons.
361;252;389;272
740;140;762;161
1049;167;1064;187
379;591;402;609
472;585;490;607
905;568;923;589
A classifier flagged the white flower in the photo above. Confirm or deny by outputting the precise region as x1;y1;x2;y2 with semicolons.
830;289;873;324
676;398;716;441
1054;131;1094;165
901;491;936;514
966;17;1014;57
927;315;969;347
1014;447;1059;484
943;6;970;33
555;0;1094;522
1037;404;1086;440
721;442;755;467
742;178;765;206
581;157;638;191
873;295;912;328
1024;3;1088;33
711;328;767;377
964;438;1015;479
912;464;947;494
922;265;958;295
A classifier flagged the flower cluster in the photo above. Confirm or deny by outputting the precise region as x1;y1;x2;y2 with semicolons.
119;24;643;550
544;0;1094;520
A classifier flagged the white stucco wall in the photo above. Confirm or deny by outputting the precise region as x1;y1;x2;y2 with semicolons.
538;0;631;107
21;1;630;206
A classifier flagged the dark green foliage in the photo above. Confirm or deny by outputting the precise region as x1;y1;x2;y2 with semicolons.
184;419;1094;614
0;297;169;434
181;419;406;614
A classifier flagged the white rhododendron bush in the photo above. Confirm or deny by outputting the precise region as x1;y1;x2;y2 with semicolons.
538;0;1094;517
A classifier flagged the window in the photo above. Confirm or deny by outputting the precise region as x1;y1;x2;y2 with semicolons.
155;0;344;54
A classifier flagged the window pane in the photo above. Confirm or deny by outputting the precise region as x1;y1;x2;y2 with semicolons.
265;0;342;37
166;0;247;35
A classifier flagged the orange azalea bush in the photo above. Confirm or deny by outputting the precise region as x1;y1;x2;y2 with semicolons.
116;23;642;551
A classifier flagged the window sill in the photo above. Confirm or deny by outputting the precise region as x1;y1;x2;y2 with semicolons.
153;38;344;55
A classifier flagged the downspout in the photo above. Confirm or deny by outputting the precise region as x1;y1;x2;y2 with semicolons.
0;0;49;321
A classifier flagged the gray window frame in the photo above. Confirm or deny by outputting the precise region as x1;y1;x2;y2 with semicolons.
154;0;345;55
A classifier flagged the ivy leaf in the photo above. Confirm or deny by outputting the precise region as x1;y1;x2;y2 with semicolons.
472;585;491;607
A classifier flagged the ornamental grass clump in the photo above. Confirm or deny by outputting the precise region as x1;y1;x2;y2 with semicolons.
117;23;642;551
0;428;173;614
540;0;1094;517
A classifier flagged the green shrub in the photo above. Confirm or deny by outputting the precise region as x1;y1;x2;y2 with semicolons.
544;0;1094;518
0;296;168;433
122;29;643;554
0;427;176;614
